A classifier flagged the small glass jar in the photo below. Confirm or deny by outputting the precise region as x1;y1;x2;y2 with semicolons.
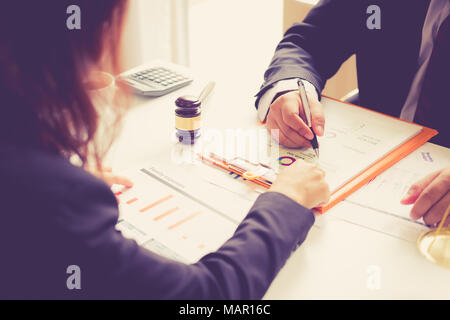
175;95;201;144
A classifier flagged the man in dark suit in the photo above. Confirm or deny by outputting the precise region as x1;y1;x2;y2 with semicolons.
256;0;449;227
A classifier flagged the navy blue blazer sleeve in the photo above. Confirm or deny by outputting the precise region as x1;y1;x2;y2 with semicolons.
256;0;362;106
58;177;315;299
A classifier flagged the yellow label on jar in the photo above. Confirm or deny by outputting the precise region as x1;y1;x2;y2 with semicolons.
175;115;201;131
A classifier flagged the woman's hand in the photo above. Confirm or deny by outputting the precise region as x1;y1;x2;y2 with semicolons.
270;160;330;209
401;167;450;227
86;166;134;188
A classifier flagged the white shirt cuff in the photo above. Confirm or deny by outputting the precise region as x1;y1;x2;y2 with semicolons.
257;79;319;122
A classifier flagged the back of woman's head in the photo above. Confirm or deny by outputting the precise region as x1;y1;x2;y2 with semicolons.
0;0;129;164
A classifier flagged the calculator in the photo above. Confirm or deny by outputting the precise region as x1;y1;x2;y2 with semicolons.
119;65;193;97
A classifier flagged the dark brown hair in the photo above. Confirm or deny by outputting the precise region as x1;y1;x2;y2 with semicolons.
0;0;129;165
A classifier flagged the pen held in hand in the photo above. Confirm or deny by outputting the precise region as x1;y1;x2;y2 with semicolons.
297;79;320;158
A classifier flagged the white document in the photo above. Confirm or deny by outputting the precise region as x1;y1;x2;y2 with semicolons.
195;97;437;242
272;97;424;193
200;97;423;199
115;167;239;263
334;143;450;241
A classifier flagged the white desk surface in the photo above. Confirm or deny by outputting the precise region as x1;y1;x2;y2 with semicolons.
105;72;450;300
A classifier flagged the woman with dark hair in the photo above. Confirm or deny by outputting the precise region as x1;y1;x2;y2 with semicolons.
0;0;329;299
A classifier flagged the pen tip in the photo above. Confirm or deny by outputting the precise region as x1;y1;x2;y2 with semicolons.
315;149;320;158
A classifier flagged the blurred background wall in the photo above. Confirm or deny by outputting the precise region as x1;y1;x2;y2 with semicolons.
120;0;357;99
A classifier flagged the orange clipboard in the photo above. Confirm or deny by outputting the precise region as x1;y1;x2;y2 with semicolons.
200;96;438;213
317;96;438;213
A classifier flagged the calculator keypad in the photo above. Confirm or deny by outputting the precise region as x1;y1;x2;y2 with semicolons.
130;68;187;88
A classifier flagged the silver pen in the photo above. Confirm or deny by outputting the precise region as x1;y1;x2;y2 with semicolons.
297;79;320;158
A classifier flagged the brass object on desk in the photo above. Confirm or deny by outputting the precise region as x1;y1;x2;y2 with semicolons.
417;205;450;269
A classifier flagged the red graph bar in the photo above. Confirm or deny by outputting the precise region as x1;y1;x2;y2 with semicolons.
153;207;180;221
168;212;200;230
139;195;173;213
126;198;138;205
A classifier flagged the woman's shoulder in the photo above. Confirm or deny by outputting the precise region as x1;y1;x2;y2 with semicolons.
0;143;112;205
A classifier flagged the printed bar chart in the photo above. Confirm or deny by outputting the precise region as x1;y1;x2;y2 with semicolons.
126;198;138;205
115;168;238;263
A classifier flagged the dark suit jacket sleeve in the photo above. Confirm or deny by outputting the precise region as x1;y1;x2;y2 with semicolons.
57;178;314;299
256;0;361;106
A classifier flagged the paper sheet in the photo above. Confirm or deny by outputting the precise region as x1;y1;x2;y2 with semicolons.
272;98;424;193
115;167;239;263
322;143;449;242
197;97;426;210
201;97;423;195
194;97;442;241
338;143;450;240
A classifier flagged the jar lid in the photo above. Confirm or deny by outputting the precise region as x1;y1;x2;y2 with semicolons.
175;95;201;108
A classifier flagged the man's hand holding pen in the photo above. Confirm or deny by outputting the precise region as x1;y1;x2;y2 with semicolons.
266;87;325;149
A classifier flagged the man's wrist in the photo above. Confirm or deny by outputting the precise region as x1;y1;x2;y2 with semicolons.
272;89;298;104
257;78;319;122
